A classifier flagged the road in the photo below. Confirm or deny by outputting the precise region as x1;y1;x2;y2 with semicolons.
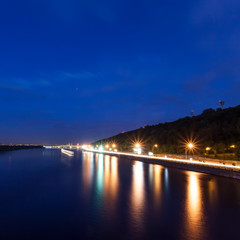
81;147;240;170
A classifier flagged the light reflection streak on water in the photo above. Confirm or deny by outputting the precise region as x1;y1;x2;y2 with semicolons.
149;164;153;186
104;155;110;184
153;165;162;206
82;152;94;193
164;168;169;190
97;154;104;194
104;155;110;198
90;152;94;179
109;156;118;201
61;151;73;167
184;172;206;240
208;179;217;207
104;156;119;215
131;161;145;232
90;152;94;162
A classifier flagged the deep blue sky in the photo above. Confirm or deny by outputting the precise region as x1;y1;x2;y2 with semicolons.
1;0;240;144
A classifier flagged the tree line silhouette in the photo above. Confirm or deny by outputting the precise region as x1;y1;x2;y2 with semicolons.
93;105;240;160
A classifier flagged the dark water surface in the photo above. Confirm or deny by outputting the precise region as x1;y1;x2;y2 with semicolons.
1;149;240;240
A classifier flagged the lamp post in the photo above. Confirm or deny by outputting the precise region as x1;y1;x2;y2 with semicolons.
185;143;194;159
152;144;158;154
135;143;142;154
135;143;140;148
205;147;211;155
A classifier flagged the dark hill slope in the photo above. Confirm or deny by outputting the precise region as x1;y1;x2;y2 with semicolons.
93;105;240;154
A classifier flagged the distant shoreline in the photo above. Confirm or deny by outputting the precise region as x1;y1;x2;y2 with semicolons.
0;145;43;152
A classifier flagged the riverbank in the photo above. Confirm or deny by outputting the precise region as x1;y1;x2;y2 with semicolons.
155;153;240;166
83;149;240;180
0;145;43;152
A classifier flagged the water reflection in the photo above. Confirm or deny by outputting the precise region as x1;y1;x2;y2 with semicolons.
97;154;104;195
183;172;206;240
3;150;240;239
131;161;145;231
149;164;163;207
149;164;153;185
104;156;119;215
88;153;120;213
104;155;110;197
153;165;162;206
61;151;73;167
82;152;94;193
80;153;217;239
110;156;118;200
208;179;217;206
164;168;169;190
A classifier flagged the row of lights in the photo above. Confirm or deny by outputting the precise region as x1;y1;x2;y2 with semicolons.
133;142;196;159
92;144;118;152
133;143;158;155
83;142;237;159
206;144;236;151
105;144;117;151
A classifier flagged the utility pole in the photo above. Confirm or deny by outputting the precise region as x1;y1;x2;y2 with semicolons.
219;100;224;109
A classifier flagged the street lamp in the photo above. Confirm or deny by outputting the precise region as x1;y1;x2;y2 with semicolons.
134;143;142;154
135;143;140;148
185;142;194;159
205;147;211;155
152;144;158;154
188;143;194;149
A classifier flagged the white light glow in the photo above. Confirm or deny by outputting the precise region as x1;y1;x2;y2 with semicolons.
61;148;74;156
82;148;240;170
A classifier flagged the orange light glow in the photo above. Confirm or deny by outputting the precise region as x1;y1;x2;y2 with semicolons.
188;143;194;149
131;161;145;228
135;143;140;148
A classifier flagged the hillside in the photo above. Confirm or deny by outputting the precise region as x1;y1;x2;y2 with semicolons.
93;105;240;156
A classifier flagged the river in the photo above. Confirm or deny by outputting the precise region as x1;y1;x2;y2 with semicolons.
0;149;240;239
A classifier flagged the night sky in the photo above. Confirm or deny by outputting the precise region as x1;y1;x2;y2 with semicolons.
1;0;240;144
